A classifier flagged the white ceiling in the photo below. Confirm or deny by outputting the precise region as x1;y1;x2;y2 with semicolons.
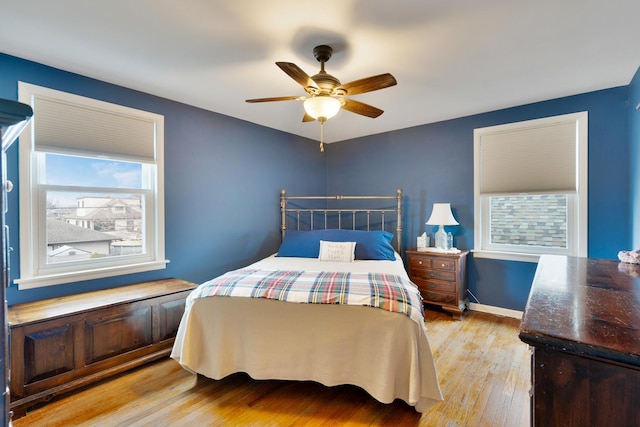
1;0;638;144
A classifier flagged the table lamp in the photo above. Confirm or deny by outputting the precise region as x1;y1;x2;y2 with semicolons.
426;203;459;251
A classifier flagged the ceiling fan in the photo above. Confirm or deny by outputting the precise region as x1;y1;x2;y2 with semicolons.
245;45;397;125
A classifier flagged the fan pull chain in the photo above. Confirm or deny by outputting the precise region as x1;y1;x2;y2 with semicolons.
320;120;325;152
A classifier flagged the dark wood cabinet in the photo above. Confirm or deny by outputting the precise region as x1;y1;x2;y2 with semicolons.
8;278;196;418
406;249;469;320
519;255;640;426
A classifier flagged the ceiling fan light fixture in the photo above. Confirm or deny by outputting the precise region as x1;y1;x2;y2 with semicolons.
303;96;341;121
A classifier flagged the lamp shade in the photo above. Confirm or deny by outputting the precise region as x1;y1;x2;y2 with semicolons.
426;203;459;226
303;96;341;121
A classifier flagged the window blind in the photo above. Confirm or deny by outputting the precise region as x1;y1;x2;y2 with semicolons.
479;120;577;194
27;86;156;163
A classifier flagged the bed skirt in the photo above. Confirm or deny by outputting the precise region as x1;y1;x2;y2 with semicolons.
170;296;443;412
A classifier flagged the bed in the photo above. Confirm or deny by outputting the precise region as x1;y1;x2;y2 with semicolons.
170;190;443;412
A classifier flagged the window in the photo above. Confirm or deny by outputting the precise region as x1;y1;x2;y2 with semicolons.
473;112;588;262
17;82;167;289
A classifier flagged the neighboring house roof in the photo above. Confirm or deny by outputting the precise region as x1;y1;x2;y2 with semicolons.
48;245;92;257
66;198;142;221
47;219;118;244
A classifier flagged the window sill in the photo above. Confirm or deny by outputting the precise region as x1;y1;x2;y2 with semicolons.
471;250;540;263
15;259;170;290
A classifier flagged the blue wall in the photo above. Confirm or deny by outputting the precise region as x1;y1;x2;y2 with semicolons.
1;53;327;305
327;86;631;311
631;67;640;249
2;52;636;310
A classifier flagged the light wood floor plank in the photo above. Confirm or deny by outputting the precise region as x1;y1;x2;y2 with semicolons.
13;309;530;426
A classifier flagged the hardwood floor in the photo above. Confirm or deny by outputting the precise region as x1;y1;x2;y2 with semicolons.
12;309;530;426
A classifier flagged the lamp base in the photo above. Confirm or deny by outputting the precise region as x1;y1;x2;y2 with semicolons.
434;226;448;250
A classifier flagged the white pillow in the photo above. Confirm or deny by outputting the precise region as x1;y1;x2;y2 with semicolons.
318;240;356;262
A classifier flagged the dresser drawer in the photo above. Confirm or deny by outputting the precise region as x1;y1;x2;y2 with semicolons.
409;256;429;269
430;258;456;271
422;290;456;305
414;278;455;293
410;267;456;282
409;256;456;271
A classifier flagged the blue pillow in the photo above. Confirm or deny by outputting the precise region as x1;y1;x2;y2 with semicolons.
276;229;396;261
275;230;321;258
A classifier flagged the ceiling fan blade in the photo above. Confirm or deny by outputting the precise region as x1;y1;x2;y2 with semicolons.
245;96;304;103
335;73;397;96
341;98;384;118
302;113;315;122
276;62;319;92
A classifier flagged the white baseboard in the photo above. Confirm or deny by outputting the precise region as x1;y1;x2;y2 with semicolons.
468;302;523;320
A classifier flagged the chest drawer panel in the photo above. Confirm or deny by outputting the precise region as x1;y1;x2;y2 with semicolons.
409;255;456;271
413;278;455;293
411;267;456;282
422;290;456;304
409;257;430;269
430;258;456;271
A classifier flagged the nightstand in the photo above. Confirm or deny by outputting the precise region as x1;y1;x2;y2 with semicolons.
406;249;469;320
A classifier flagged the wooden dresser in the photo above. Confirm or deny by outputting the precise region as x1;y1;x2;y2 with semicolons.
8;278;196;418
406;249;469;320
519;255;640;426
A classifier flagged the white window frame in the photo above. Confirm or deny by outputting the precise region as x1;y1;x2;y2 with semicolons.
473;112;588;263
16;82;168;289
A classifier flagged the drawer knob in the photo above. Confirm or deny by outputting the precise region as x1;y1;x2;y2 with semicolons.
429;271;436;278
428;283;436;289
440;263;446;268
418;260;423;265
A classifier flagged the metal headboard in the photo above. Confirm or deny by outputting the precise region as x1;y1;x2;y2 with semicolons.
280;189;403;253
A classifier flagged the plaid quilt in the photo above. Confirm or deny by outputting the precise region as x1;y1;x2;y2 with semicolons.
191;268;425;326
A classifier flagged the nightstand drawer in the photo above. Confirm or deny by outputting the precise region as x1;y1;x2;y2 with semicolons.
409;256;430;268
410;267;456;282
409;256;456;272
422;290;456;305
414;279;455;293
430;258;456;271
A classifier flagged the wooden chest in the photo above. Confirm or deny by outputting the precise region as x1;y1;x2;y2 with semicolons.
8;278;196;418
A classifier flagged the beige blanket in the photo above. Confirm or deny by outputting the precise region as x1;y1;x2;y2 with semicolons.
170;255;443;412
